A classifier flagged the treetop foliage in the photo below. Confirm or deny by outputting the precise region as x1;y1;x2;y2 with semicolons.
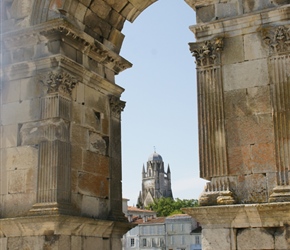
146;197;198;217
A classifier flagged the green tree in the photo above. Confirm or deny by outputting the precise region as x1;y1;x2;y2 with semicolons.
146;197;198;217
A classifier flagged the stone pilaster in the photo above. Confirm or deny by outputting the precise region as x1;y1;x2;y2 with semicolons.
190;38;235;205
263;25;290;202
108;95;126;222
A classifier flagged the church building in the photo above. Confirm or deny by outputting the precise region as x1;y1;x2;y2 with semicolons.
137;152;173;208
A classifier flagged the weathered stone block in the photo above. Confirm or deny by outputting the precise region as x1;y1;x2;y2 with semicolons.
58;235;71;249
71;145;83;170
84;9;111;39
0;168;8;195
236;173;267;203
83;236;107;250
82;150;109;176
84;108;101;131
226;114;273;147
71;236;82;250
223;59;269;91
202;228;231;250
275;225;290;250
1;124;18;148
71;124;88;149
0;238;7;249
251;143;275;174
2;146;38;171
72;102;85;125
47;40;61;55
74;82;85;104
196;4;215;23
228;145;252;175
8;170;26;194
244;33;268;60
88;132;106;153
61;42;77;62
4;192;37;217
2;79;20;104
237;228;274;249
74;2;88;23
224;89;249;118
78;171;109;198
243;0;274;14
108;10;125;30
222;36;244;65
2;99;41;125
107;28;125;53
19;119;70;145
20;77;43;101
216;2;239;20
246;86;272;115
80;195;109;219
90;0;112;19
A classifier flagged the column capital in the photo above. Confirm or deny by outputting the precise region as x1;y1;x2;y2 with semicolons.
189;37;223;67
262;25;290;55
109;96;126;119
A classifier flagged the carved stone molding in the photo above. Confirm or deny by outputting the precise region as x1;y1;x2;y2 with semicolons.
263;25;290;55
189;37;223;67
40;70;77;97
109;96;125;119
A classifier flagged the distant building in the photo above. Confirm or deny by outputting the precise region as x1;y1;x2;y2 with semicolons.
137;151;173;207
165;214;202;250
122;206;202;250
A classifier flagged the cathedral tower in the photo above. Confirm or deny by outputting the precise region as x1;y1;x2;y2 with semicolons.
137;152;173;208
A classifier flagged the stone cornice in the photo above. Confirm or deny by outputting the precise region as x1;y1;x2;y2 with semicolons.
1;19;132;74
190;4;290;41
183;202;290;228
0;215;134;237
0;55;125;97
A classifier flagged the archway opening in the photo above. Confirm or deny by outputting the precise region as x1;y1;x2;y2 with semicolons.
116;0;207;206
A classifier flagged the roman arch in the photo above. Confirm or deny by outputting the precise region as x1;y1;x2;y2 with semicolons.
1;0;290;249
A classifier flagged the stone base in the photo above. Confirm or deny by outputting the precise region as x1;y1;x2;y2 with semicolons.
199;190;235;206
183;202;290;250
0;215;134;250
269;186;290;202
28;202;77;216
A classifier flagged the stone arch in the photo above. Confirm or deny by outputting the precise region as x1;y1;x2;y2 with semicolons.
29;0;161;53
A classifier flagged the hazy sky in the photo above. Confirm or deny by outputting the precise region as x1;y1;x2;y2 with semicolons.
116;0;207;206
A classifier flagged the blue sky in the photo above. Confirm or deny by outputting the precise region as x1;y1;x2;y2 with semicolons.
116;0;207;206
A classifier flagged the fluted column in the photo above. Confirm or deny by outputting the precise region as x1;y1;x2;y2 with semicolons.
263;25;290;202
108;95;126;221
190;38;234;205
29;70;77;214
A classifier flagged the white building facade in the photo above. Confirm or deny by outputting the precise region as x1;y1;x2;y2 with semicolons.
122;212;202;250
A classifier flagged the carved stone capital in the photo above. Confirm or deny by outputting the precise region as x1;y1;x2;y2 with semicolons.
189;37;223;67
263;25;290;55
109;96;125;119
40;70;78;97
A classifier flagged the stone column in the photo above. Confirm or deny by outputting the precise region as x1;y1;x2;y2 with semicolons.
184;1;290;249
262;25;290;202
190;37;235;205
109;95;126;221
